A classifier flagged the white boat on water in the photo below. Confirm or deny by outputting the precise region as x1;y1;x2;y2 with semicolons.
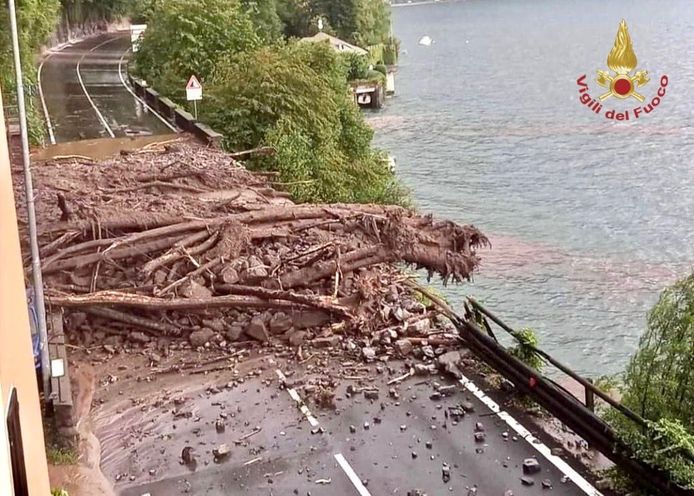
418;35;432;46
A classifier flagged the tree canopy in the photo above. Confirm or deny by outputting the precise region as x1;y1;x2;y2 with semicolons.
134;0;260;99
607;272;694;489
135;0;407;206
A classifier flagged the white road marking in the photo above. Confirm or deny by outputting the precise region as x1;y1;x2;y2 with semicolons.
76;36;118;138
275;369;319;427
117;48;178;132
37;53;57;145
334;453;373;496
458;374;604;496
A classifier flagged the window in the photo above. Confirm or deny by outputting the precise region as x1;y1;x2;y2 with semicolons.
7;389;28;496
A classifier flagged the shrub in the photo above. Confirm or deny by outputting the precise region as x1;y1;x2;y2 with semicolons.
508;327;544;372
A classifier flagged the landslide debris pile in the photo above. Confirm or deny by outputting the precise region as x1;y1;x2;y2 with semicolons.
16;137;489;355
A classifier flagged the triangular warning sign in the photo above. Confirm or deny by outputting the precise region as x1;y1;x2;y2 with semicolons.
186;75;202;90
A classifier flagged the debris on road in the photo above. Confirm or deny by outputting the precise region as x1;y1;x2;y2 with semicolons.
17;137;488;379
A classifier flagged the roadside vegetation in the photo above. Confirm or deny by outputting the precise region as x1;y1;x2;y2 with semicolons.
133;0;407;205
604;272;694;491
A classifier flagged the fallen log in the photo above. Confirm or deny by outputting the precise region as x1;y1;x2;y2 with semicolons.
47;290;348;315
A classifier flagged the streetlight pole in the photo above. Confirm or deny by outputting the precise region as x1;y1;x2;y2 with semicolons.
7;0;52;399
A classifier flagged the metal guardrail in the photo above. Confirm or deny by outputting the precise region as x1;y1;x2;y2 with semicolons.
449;297;693;496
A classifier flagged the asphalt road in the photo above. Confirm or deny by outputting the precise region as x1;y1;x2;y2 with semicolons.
93;354;602;496
39;33;175;143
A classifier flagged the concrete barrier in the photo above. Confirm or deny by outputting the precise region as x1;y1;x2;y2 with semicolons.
128;76;224;148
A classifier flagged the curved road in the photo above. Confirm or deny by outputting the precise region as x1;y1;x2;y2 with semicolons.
39;32;176;144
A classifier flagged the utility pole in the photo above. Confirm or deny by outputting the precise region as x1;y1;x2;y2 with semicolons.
7;0;52;399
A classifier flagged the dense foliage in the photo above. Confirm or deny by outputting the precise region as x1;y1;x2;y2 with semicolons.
606;272;694;490
0;0;61;144
134;0;260;99
135;0;407;205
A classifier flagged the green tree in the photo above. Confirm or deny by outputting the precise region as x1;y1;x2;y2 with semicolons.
605;272;694;490
133;0;260;98
0;0;61;144
621;272;694;428
241;0;283;43
203;41;407;204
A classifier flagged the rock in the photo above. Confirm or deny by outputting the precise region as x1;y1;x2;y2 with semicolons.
349;425;357;433
245;317;269;342
288;330;308;347
203;319;225;333
522;458;541;475
362;347;376;360
269;312;293;334
441;463;451;483
213;444;231;460
393;307;411;322
437;351;462;378
245;256;268;278
189;328;215;347
292;311;331;330
180;280;212;299
103;344;116;354
421;345;435;358
181;447;195;464
220;266;239;284
409;318;430;334
520;476;534;486
153;270;167;285
226;325;244;342
130;332;150;344
461;401;475;412
394;339;414;356
475;422;485;432
541;479;552;489
364;389;379;400
429;392;442;401
311;336;340;348
474;432;486;443
215;420;225;433
504;491;514;496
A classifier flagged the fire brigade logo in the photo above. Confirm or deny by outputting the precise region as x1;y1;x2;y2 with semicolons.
596;20;648;102
576;20;668;121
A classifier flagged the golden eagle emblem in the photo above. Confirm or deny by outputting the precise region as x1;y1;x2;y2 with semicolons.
596;20;649;102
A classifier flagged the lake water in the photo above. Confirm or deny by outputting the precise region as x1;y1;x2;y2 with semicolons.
371;0;694;376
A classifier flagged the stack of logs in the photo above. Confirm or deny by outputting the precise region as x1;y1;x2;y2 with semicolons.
14;137;489;355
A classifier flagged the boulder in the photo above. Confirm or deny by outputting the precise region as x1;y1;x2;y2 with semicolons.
269;312;293;334
245;317;269;342
189;328;215;347
226;325;244;342
180;280;212;299
395;339;414;356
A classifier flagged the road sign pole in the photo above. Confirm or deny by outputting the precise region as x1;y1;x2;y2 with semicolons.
193;100;198;120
